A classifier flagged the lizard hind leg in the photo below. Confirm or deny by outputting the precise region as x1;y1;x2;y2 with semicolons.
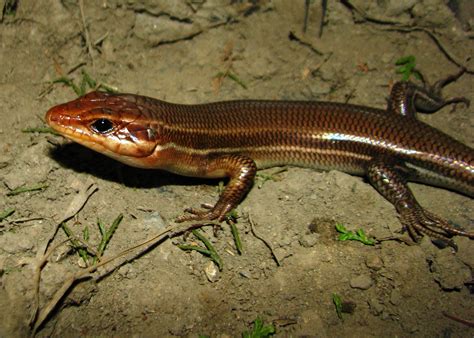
366;159;473;248
387;68;469;117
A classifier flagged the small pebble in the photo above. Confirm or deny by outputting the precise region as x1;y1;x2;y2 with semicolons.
368;299;384;315
350;274;373;290
390;289;402;305
204;261;220;283
365;254;384;270
299;232;319;247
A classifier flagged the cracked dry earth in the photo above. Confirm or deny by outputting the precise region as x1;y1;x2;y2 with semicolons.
0;0;473;337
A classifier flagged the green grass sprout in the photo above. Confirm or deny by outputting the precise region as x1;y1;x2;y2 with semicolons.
215;71;248;90
61;222;90;264
0;208;15;221
335;223;375;245
229;220;243;255
242;318;276;338
7;184;48;196
60;214;123;266
395;55;422;82
53;69;117;97
177;229;223;270
256;168;287;188
3;0;18;16
21;127;59;135
332;293;343;319
95;214;123;261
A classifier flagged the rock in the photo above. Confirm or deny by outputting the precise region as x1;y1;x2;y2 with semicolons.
204;261;220;282
448;0;474;31
0;232;35;254
455;237;474;269
133;13;202;46
365;253;384;270
1;142;52;190
350;274;373;290
368;298;384;315
389;288;402;306
299;231;319;248
141;211;166;231
430;249;470;290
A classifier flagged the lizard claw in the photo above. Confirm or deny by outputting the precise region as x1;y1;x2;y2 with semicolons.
400;205;472;249
428;67;470;108
175;203;229;223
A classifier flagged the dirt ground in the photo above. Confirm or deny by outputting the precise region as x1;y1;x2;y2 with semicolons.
0;0;473;337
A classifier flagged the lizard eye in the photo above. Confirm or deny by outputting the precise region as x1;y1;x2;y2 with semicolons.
91;118;114;134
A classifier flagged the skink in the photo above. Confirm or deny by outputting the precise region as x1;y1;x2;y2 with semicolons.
45;72;474;245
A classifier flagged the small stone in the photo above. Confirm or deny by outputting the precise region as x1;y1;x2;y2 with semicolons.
0;232;35;254
273;247;292;262
117;264;137;279
365;254;384;270
299;232;319;247
456;237;474;269
350;274;373;290
239;270;252;279
389;289;402;305
430;249;470;290
368;299;384;315
141;211;166;231
204;261;220;283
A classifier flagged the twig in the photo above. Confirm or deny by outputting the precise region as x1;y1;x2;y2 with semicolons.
78;0;95;68
303;0;310;33
288;31;324;56
30;180;98;330
7;217;44;225
247;214;280;266
341;0;406;25
341;0;473;73
31;220;215;334
42;180;98;256
319;0;327;38
442;311;474;327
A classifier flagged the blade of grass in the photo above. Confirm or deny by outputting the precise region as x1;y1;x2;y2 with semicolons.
229;221;242;255
7;184;48;196
53;77;82;96
61;223;89;265
21;127;60;135
333;293;343;319
177;245;212;256
96;214;123;258
192;230;223;270
0;208;15;221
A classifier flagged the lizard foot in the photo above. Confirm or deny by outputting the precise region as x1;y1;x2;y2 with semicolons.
400;205;473;249
175;203;229;223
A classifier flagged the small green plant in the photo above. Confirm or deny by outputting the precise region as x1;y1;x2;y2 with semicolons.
61;213;123;266
0;208;15;221
6;184;48;196
228;215;243;255
332;293;343;319
214;71;248;89
242;318;275;338
256;168;287;189
53;69;116;97
335;223;375;245
21;127;59;135
177;230;223;270
3;0;18;16
395;55;422;82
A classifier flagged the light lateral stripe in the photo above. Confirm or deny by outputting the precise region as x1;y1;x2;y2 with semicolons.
160;123;423;158
153;143;373;161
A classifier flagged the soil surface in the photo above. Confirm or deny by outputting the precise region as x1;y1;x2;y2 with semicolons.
1;0;473;337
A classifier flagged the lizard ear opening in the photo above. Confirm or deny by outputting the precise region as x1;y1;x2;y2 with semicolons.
90;118;115;134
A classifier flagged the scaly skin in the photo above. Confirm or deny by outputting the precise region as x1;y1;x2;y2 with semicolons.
45;76;474;246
